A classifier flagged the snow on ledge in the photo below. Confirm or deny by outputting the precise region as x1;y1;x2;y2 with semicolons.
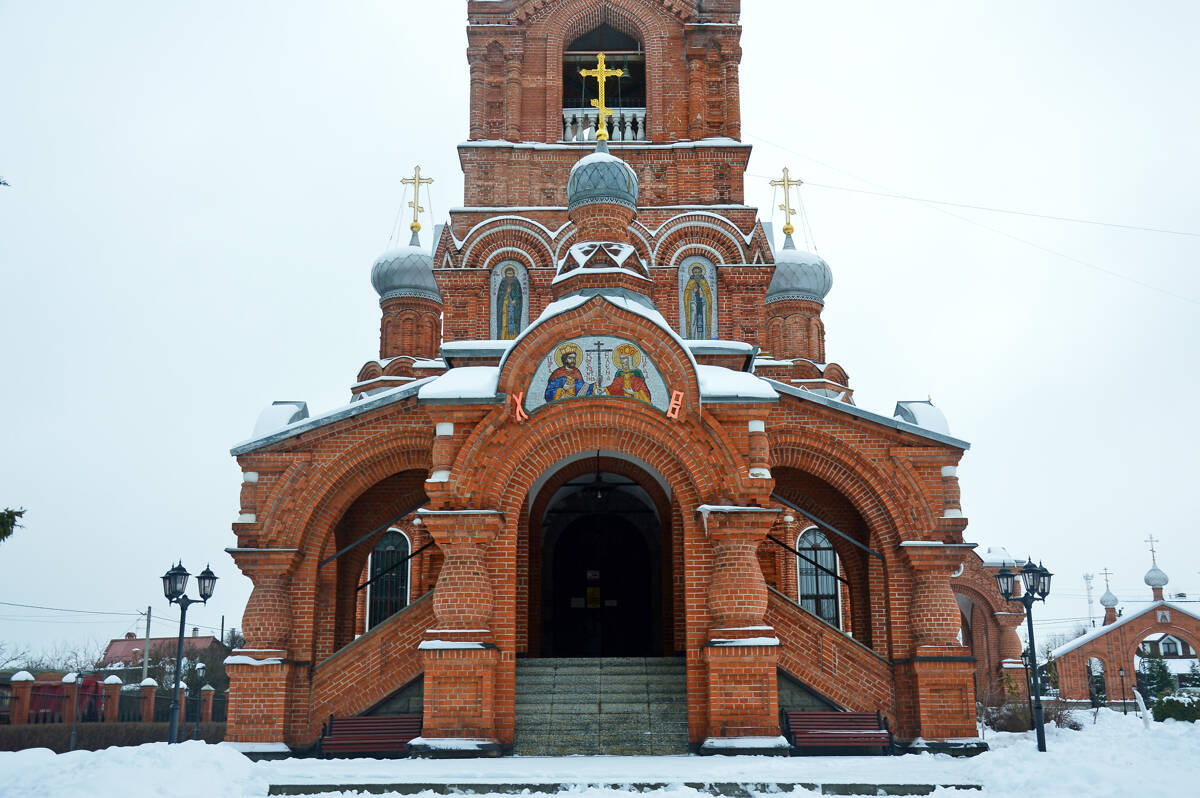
224;655;283;667
408;737;496;750
700;735;790;750
103;675;123;685
140;678;158;687
218;741;291;753
709;637;781;647
417;366;501;402
696;364;778;402
418;640;489;650
11;670;34;682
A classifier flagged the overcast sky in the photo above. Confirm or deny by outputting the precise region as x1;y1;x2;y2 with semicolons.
1;0;1197;661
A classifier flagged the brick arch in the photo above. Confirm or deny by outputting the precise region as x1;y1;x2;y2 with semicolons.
1126;622;1200;662
653;213;747;267
530;0;677;142
281;429;434;554
460;220;555;270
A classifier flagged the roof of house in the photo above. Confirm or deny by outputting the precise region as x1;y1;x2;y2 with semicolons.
1050;600;1200;659
99;634;225;667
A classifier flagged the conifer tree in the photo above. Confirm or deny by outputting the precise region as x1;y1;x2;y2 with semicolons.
0;507;25;544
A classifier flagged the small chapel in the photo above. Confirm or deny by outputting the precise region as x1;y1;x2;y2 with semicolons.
225;0;1020;755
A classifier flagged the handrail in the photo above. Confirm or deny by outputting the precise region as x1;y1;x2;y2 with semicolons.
766;534;848;586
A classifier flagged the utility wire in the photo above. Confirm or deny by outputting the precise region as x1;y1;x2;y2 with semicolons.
743;133;1200;306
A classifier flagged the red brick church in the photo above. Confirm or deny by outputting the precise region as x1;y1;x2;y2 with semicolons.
225;0;1017;755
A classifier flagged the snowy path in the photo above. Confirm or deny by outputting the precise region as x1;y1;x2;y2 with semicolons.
1;710;1196;798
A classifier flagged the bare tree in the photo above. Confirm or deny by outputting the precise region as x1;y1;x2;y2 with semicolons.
0;641;29;670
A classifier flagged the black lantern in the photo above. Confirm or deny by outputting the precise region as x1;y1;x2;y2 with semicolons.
196;565;218;602
162;562;190;601
994;566;1016;600
196;661;207;682
1035;562;1053;598
1019;558;1040;594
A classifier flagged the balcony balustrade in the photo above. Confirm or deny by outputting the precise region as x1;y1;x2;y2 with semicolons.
562;107;647;142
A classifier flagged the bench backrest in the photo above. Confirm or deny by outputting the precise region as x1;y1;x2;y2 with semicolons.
784;711;883;731
328;714;422;736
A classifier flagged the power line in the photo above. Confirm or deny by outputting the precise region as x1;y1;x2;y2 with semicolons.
0;600;226;635
0;600;140;617
743;133;1200;306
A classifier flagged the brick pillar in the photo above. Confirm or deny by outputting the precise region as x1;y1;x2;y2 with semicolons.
687;55;704;139
226;548;301;746
699;505;783;744
774;514;800;601
724;56;741;140
468;55;485;140
504;56;522;141
102;677;122;723
9;672;34;725
994;611;1028;701
200;685;215;723
417;508;503;749
898;543;980;741
139;679;157;723
62;677;79;726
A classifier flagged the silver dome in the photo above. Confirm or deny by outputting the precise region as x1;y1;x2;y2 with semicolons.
765;235;833;304
1100;588;1119;608
566;140;639;212
370;232;442;303
1144;564;1169;588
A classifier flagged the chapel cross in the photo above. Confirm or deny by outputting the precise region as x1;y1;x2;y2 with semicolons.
401;165;434;233
580;53;624;142
1099;567;1113;588
769;167;803;236
589;339;615;381
1145;534;1159;565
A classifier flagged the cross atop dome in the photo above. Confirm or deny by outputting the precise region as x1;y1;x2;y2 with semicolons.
579;53;624;142
770;167;803;237
401;165;434;240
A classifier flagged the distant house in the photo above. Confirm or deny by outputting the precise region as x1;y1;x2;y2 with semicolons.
99;629;227;684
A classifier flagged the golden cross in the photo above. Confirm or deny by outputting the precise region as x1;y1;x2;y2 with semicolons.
1099;568;1113;588
769;167;803;235
401;165;434;233
1145;534;1159;565
580;53;624;142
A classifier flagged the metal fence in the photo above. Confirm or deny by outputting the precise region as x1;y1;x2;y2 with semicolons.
0;691;10;724
27;691;65;724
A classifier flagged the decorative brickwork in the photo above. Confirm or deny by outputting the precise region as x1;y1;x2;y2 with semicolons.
226;0;1012;754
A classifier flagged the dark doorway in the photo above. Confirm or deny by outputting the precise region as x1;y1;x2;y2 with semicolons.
540;472;661;657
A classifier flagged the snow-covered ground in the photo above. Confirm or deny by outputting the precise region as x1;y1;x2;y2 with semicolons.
1;710;1197;798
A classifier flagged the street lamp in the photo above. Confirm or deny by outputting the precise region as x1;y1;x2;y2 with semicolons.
161;562;217;744
995;557;1053;752
193;661;207;741
1118;667;1127;716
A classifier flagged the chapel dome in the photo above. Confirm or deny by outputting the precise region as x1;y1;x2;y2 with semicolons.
566;140;639;212
765;234;833;304
1100;588;1119;608
370;233;442;304
1144;564;1169;589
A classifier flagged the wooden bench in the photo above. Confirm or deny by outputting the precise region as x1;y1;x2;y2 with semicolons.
782;710;894;755
320;714;422;758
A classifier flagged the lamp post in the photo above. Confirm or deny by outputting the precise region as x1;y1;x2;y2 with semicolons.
193;661;207;740
995;557;1053;752
1118;667;1128;716
161;562;217;744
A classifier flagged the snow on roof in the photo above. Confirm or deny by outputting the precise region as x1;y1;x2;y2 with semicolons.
459;137;747;151
251;401;309;438
687;339;758;356
1051;600;1200;659
980;547;1019;568
417;367;502;403
894;400;951;435
767;380;971;450
231;379;435;456
696;365;778;403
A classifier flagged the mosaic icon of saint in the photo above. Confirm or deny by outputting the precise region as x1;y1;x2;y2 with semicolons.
605;343;652;404
545;343;594;402
684;263;712;339
496;265;523;340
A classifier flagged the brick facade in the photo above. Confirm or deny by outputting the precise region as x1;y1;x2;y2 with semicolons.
226;0;1014;753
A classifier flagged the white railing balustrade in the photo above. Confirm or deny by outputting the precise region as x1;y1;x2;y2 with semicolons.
561;107;647;142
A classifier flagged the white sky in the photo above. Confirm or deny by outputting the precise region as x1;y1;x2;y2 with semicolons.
1;0;1197;659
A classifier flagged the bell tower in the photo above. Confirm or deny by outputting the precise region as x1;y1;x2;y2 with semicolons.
460;0;748;208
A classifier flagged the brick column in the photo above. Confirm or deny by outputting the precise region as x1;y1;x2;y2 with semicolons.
687;55;704;139
9;672;34;725
468;55;485;140
898;542;980;741
61;676;79;726
416;508;503;752
226;547;301;746
102;676;122;723
698;505;784;747
200;685;215;723
724;56;741;140
139;679;157;723
994;611;1028;700
504;56;522;141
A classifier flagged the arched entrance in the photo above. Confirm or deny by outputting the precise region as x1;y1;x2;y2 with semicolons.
533;460;668;658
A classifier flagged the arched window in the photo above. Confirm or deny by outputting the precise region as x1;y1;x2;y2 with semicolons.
796;527;840;628
367;529;411;629
562;24;646;141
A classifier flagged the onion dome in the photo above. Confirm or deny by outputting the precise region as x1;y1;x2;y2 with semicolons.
765;234;833;304
1100;587;1119;608
1144;563;1169;589
566;139;639;212
370;231;442;303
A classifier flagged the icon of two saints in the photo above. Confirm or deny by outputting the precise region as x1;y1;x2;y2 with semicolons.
545;342;652;404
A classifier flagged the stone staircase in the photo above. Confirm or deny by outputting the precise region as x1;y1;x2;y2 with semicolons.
513;657;690;756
